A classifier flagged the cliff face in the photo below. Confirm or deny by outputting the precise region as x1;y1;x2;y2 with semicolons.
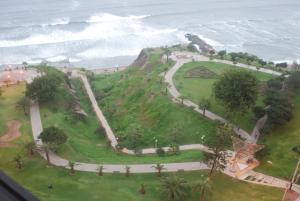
130;49;148;68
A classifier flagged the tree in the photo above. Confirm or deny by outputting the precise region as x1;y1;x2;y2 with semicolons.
24;141;36;156
139;183;146;195
252;106;265;120
165;82;171;95
287;72;300;91
16;96;30;116
198;98;211;116
264;90;293;126
153;163;165;177
161;176;190;201
97;165;104;176
125;165;130;177
124;124;143;151
68;161;75;175
26;74;61;103
217;50;227;59
165;49;171;62
193;178;212;201
204;123;233;179
38;127;68;148
213;70;258;114
179;95;185;104
13;155;23;170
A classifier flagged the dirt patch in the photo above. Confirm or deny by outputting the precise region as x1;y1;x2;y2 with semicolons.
184;67;217;79
0;120;22;147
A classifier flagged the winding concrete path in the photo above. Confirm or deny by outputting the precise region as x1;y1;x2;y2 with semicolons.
165;51;283;143
28;54;300;195
30;92;209;173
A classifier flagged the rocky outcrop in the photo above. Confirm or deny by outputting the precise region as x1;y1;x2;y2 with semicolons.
185;34;215;54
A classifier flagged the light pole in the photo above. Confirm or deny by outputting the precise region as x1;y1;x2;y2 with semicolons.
153;137;158;148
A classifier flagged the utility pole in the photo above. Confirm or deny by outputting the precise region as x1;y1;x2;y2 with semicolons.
282;158;300;201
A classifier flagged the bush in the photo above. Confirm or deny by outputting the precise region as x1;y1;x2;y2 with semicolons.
94;126;106;136
253;106;265;119
156;148;166;157
292;145;300;155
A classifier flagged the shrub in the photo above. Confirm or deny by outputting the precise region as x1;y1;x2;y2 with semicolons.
156;148;166;157
253;106;265;119
94;126;106;136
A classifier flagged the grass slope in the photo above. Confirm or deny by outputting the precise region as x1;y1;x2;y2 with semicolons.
0;83;31;140
174;61;274;132
0;73;283;201
40;72;203;163
91;50;217;148
256;92;300;179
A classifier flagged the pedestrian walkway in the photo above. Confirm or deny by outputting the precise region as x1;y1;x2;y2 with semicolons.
28;51;300;196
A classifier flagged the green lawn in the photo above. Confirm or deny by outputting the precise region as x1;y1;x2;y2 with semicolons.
39;75;204;164
0;83;31;140
0;148;283;201
256;92;300;179
174;61;274;132
0;72;284;201
91;51;218;149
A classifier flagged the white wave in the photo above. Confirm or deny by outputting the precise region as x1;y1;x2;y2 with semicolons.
86;13;149;23
197;34;223;47
0;13;175;48
46;55;68;62
42;18;70;27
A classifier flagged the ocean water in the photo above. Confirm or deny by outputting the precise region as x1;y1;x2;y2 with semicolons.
0;0;300;68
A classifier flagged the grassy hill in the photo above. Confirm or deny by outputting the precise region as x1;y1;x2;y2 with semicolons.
91;49;217;149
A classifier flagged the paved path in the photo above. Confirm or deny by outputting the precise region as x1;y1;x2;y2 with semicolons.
71;71;214;155
79;74;118;148
30;102;300;192
28;53;300;195
30;101;209;173
165;52;254;142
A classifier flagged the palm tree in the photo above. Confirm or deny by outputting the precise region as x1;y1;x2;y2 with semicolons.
193;178;212;201
13;155;23;170
165;82;171;95
153;163;165;177
15;96;30;116
165;49;171;62
69;161;75;175
198;98;211;116
139;183;146;195
256;66;261;72
161;176;190;201
125;165;130;177
36;144;51;165
24;141;36;156
97;165;104;176
179;96;185;104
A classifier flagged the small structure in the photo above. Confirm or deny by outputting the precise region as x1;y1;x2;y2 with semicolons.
0;68;40;87
228;137;264;177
